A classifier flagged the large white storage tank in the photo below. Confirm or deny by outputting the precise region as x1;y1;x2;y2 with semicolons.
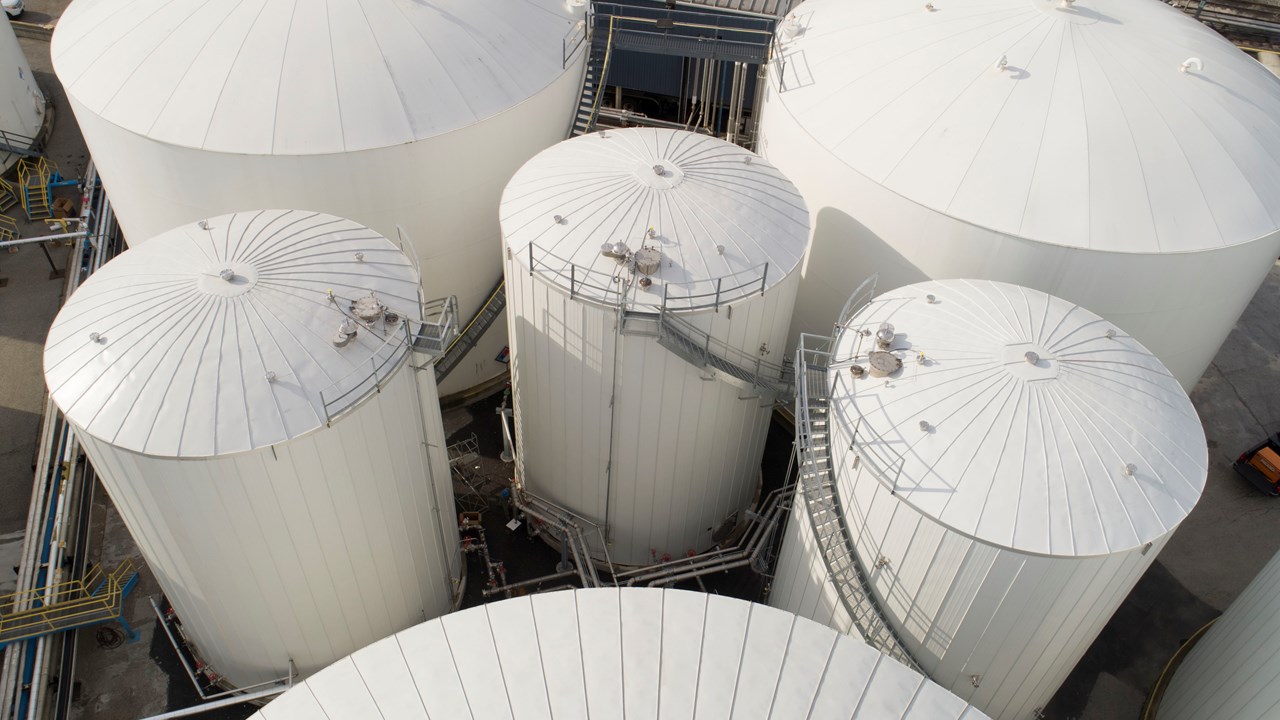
0;15;45;172
770;279;1207;720
501;128;808;566
760;0;1280;391
50;0;588;393
1157;546;1280;719
249;588;992;720
43;210;462;688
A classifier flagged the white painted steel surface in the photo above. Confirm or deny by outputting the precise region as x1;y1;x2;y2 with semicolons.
51;0;587;394
761;0;1280;390
44;211;460;687
0;15;44;173
770;280;1207;720
502;129;807;566
1159;547;1280;719
249;588;992;720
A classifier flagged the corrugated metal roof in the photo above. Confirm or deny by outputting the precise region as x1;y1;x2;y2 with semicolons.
501;128;808;307
44;210;423;458
250;588;990;719
831;280;1206;557
771;0;1280;253
51;0;585;155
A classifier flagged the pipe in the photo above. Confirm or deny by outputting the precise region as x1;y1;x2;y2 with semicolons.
135;685;289;720
482;570;579;597
0;231;87;250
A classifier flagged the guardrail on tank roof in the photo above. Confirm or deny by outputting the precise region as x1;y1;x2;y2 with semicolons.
320;294;459;424
526;241;771;312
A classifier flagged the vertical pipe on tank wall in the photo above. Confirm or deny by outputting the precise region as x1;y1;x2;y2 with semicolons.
408;353;459;599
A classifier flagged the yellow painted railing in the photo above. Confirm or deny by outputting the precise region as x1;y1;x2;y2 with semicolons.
0;559;137;644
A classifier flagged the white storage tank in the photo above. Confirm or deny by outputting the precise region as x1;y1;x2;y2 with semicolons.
760;0;1280;390
249;588;992;720
0;15;45;172
50;0;588;394
770;279;1207;720
43;210;461;688
501;128;808;566
1157;546;1280;719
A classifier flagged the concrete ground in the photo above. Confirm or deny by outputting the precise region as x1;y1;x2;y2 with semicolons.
1;3;1278;718
0;6;86;595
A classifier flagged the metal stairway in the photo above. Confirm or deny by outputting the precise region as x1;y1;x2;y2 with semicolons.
570;9;616;137
0;560;140;649
434;279;507;384
0;128;40;168
621;309;792;401
0;178;18;213
794;336;919;671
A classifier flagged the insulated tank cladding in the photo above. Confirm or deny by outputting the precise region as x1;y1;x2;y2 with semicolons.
1157;546;1280;719
50;0;588;394
43;210;462;688
759;0;1280;390
501;128;808;566
770;279;1207;720
0;15;45;173
247;588;994;720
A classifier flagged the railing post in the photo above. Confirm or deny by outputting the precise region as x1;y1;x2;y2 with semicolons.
714;277;722;311
760;262;768;295
570;264;576;299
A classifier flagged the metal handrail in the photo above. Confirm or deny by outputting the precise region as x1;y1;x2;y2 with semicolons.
794;333;919;670
0;560;136;640
650;307;791;390
527;242;772;312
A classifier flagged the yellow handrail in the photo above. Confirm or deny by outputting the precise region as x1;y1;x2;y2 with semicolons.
0;560;137;642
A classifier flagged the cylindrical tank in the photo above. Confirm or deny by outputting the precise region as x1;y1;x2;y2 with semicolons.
0;15;45;172
501;128;808;566
770;279;1207;720
1158;546;1280;719
43;210;461;688
760;0;1280;390
50;0;588;394
249;588;993;719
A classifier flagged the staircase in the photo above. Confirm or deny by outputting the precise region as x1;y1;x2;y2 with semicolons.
0;128;40;170
621;309;792;401
0;560;140;648
0;178;18;213
0;214;17;245
794;335;919;671
570;9;616;137
17;157;53;221
434;279;507;384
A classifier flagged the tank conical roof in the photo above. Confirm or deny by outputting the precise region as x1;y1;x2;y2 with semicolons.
51;0;585;155
249;588;990;719
502;128;809;308
771;0;1280;253
44;210;422;458
832;279;1206;556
